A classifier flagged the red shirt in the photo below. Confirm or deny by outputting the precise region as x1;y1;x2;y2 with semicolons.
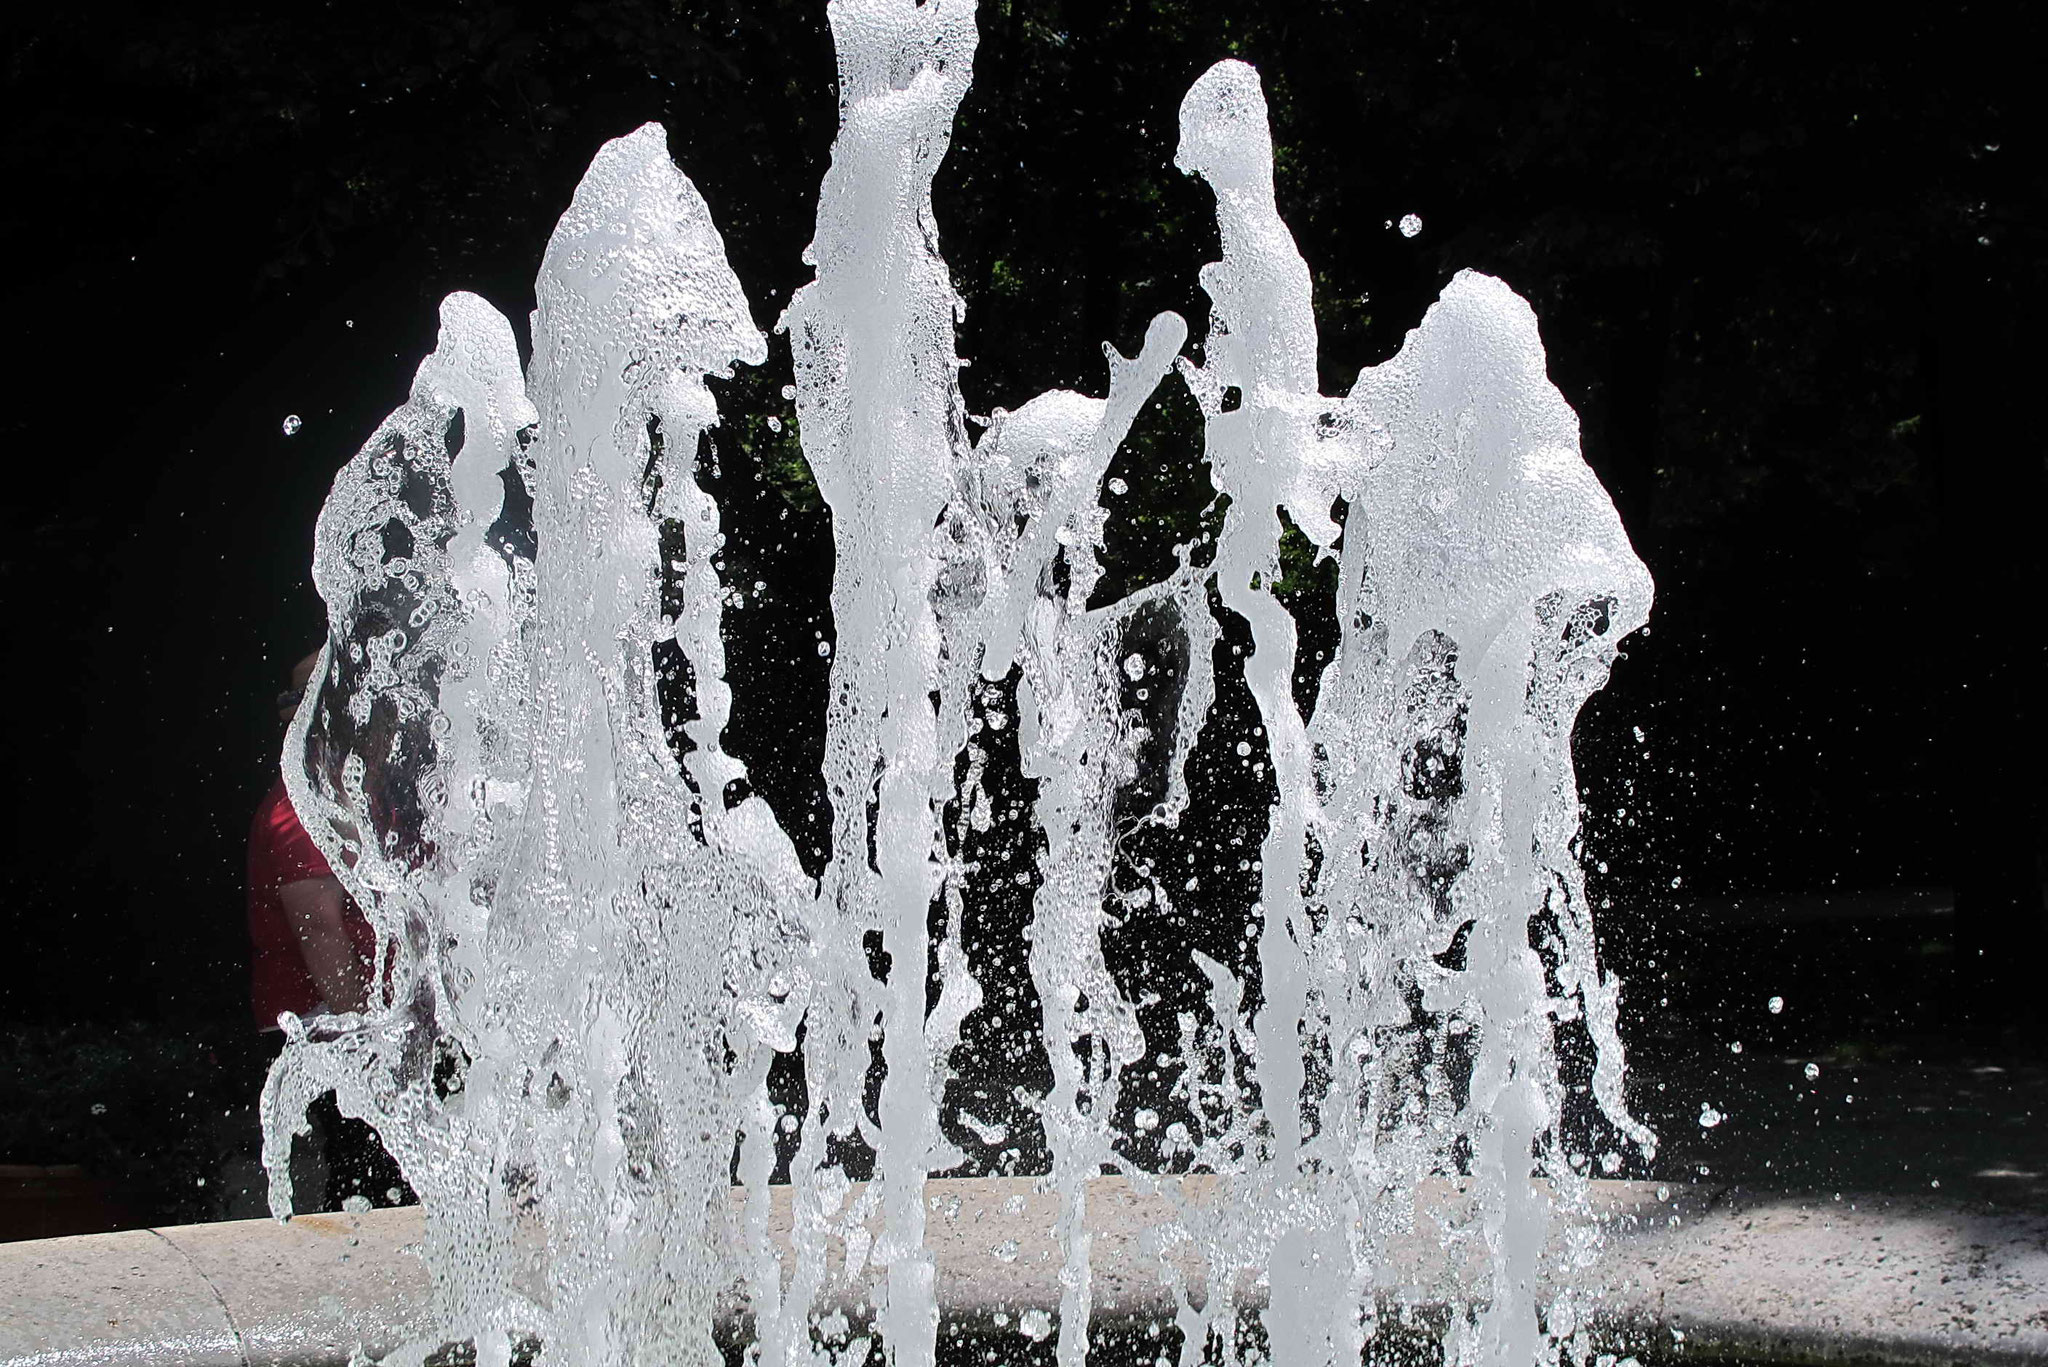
246;776;376;1029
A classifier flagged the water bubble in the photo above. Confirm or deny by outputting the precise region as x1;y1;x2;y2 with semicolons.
1698;1105;1722;1128
1108;477;1129;495
1804;1062;1820;1080
767;415;783;433
1767;995;1784;1014
1019;1309;1053;1342
1398;213;1423;238
283;414;303;436
1235;740;1252;756
780;384;796;400
816;640;832;658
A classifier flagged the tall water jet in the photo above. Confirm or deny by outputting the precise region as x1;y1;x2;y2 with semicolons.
264;5;1656;1366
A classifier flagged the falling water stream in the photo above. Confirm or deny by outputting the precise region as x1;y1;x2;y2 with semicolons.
262;4;1657;1366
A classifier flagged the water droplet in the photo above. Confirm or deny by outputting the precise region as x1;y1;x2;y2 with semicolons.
1804;1062;1820;1080
1235;741;1252;756
89;1102;107;1115
1019;1309;1053;1342
283;414;303;436
767;416;783;433
1698;1105;1722;1129
1729;1041;1743;1054
1124;653;1147;681
1600;1151;1621;1173
1134;1108;1159;1132
342;1194;372;1213
816;640;832;658
1767;995;1784;1014
1108;477;1128;495
780;384;796;400
1398;213;1423;238
992;1239;1020;1263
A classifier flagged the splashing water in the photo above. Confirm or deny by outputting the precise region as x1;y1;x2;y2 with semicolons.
263;6;1655;1367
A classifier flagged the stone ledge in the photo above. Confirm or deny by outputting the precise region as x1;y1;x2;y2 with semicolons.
3;1180;2043;1366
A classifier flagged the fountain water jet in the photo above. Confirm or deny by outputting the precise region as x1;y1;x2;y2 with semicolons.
263;4;1656;1366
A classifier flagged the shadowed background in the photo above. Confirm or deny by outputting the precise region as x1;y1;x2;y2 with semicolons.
1;0;2041;1229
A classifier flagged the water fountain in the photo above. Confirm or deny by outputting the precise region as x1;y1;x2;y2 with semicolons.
262;3;1656;1365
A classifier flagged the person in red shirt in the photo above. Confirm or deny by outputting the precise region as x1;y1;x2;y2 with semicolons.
247;649;410;1212
247;650;376;1028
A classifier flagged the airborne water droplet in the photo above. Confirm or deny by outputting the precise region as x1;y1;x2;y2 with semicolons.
1398;213;1423;238
283;414;303;436
1768;995;1785;1014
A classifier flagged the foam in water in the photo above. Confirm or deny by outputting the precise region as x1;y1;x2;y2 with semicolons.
265;5;1654;1366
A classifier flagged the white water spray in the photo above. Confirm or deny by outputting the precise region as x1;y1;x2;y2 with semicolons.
265;6;1654;1367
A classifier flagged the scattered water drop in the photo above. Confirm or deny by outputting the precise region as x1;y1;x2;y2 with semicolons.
1804;1062;1820;1080
282;414;303;436
1019;1309;1053;1343
342;1194;372;1213
1698;1105;1723;1129
767;415;783;433
1768;995;1785;1014
1398;213;1423;238
1107;476;1128;495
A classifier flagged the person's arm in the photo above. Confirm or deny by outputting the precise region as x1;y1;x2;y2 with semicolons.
278;876;369;1014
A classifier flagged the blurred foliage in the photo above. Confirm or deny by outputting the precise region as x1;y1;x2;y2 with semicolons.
0;0;2040;1047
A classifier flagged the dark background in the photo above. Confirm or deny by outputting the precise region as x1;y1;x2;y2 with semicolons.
2;0;2042;1226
